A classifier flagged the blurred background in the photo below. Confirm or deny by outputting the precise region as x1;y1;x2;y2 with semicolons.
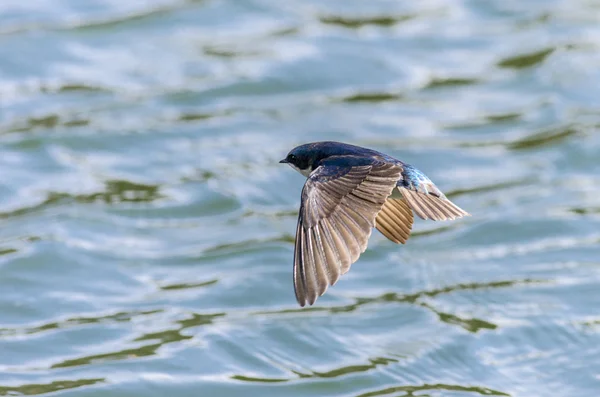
1;1;600;396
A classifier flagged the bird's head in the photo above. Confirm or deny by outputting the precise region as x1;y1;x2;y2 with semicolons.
280;141;367;177
279;144;317;177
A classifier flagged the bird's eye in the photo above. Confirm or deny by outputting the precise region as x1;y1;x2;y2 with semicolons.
288;154;296;161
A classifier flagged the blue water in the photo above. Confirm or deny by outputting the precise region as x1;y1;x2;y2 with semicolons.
1;1;600;396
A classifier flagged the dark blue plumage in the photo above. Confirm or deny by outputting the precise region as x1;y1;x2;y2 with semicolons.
281;141;469;306
282;141;442;194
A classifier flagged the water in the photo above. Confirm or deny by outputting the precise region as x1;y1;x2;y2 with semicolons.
1;1;600;396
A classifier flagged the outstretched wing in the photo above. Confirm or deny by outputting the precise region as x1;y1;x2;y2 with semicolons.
294;159;402;306
398;163;470;221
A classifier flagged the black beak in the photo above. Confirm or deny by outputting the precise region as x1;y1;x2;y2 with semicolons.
279;159;288;164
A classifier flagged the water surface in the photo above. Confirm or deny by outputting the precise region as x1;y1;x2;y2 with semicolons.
1;1;600;396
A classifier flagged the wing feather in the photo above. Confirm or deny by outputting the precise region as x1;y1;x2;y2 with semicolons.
293;161;402;306
310;228;329;296
375;196;413;244
400;187;469;221
322;217;351;272
401;188;431;220
314;224;338;283
397;163;470;221
302;226;319;305
293;219;306;304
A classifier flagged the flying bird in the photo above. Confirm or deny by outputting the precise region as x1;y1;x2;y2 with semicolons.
280;141;470;306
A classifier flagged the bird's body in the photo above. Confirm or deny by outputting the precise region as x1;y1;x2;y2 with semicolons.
280;141;469;306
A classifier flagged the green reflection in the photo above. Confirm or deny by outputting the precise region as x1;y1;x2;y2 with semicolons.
569;207;600;215
420;303;496;333
508;126;578;150
51;344;161;368
230;375;288;383
231;357;399;383
255;279;543;333
0;247;18;256
64;1;207;32
50;312;224;369
0;378;104;396
319;15;413;28
0;309;162;339
338;92;403;103
485;113;522;123
47;180;163;205
425;78;479;89
4;114;92;134
498;48;554;69
445;180;531;199
177;113;213;122
356;383;510;397
39;83;109;93
304;357;399;379
203;47;261;58
410;224;457;238
203;236;293;255
159;278;218;290
0;180;164;222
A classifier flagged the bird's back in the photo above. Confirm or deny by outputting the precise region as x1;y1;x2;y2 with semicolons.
306;141;399;165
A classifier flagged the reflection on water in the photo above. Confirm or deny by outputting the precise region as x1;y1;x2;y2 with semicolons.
0;378;105;396
1;0;600;396
497;48;555;69
51;312;224;369
356;383;510;397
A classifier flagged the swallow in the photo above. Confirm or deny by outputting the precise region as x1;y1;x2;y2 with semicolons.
280;141;470;306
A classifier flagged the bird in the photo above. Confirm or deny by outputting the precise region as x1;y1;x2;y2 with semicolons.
280;141;470;307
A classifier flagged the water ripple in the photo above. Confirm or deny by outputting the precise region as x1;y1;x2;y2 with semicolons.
50;312;224;369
